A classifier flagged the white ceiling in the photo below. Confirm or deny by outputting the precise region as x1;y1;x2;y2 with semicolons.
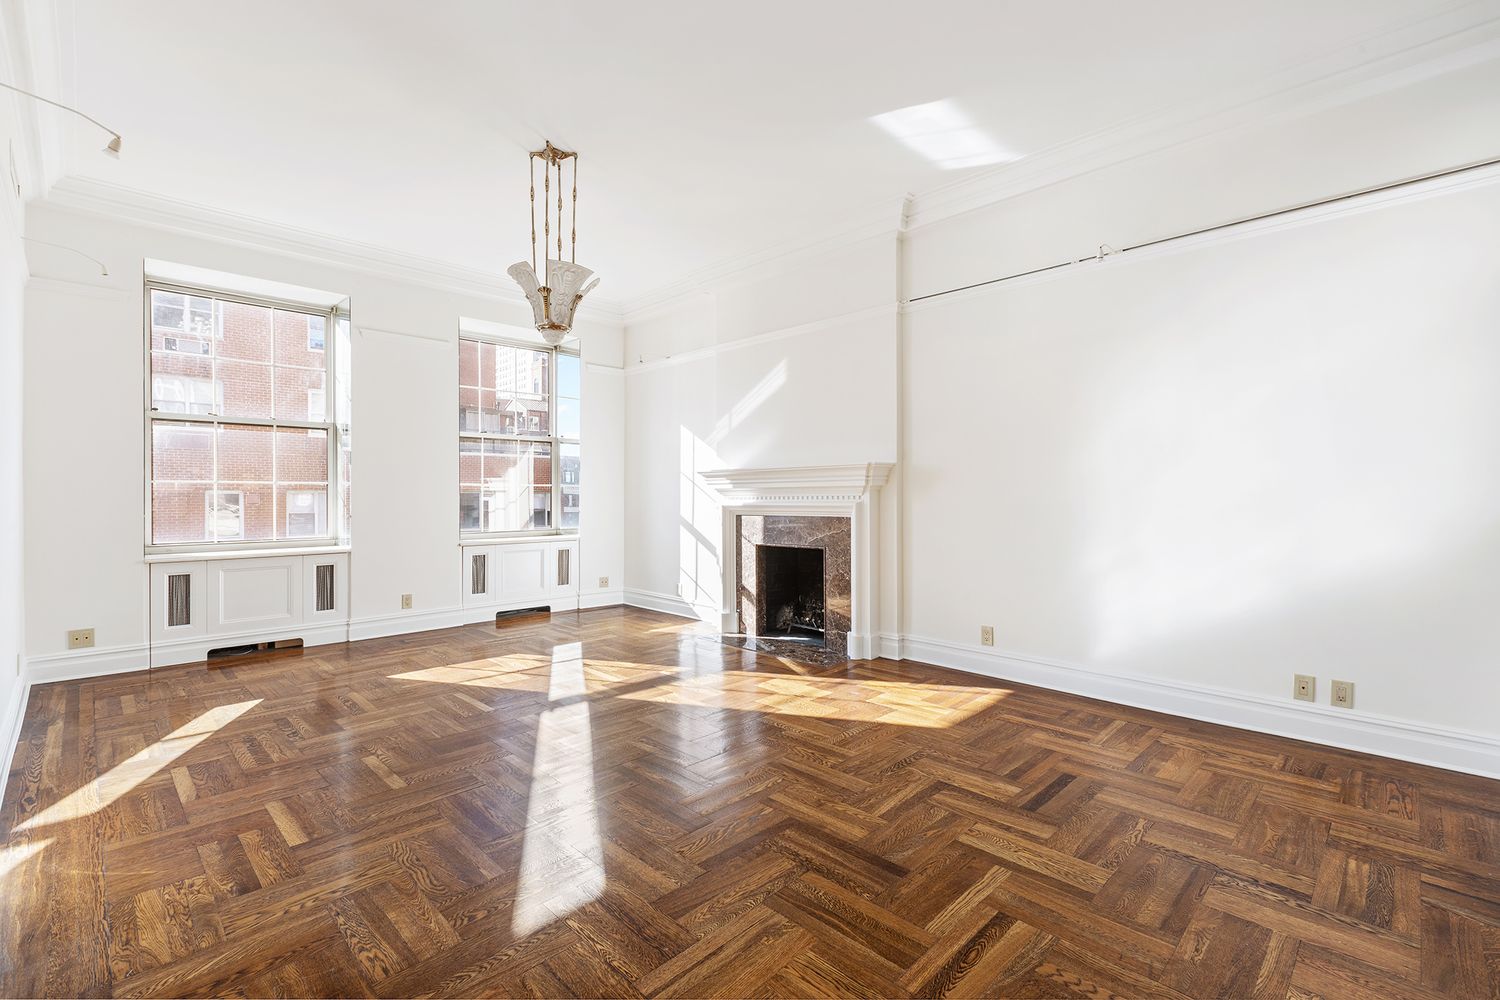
47;0;1489;307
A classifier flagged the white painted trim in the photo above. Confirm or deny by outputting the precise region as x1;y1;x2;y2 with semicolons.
904;157;1500;316
626;303;897;374
621;205;906;322
623;588;719;623
904;10;1500;231
876;633;905;661
37;178;627;321
0;672;28;805
899;634;1500;780
24;642;151;684
348;594;585;642
150;622;351;669
579;589;625;610
700;463;894;500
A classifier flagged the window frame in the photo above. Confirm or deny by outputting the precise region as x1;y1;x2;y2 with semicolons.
458;331;580;539
144;279;348;553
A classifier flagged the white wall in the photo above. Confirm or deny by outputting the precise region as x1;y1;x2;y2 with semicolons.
0;96;27;763
619;52;1500;772
21;204;625;663
622;234;900;612
900;58;1500;741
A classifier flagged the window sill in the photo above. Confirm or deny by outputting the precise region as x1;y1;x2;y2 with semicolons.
145;543;352;564
459;533;579;547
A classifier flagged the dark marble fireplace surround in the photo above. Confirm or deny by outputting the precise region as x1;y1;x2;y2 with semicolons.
732;514;852;661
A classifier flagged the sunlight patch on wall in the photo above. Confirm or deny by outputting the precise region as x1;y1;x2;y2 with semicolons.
17;700;261;831
869;99;1020;170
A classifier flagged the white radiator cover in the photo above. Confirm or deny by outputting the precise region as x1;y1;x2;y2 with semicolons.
148;552;350;666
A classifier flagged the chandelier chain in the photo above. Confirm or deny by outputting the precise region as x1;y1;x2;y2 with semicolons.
571;156;577;264
528;156;537;274
543;155;550;270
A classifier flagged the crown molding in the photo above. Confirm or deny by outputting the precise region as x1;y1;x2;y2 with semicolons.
905;5;1500;232
617;4;1500;319
36;176;627;322
620;193;908;324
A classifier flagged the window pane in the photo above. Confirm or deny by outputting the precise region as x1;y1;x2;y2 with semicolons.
479;439;551;531
560;442;580;529
274;365;326;421
151;422;214;544
217;481;274;542
557;353;580;439
275;309;325;366
217;359;274;420
151;290;186;333
492;343;550;437
217;300;273;362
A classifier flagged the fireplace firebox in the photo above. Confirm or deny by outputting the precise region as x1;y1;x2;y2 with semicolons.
757;545;825;641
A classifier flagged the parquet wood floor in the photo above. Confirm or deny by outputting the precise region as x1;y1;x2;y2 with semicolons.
2;607;1498;998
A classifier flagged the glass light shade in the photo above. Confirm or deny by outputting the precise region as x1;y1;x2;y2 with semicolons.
507;260;600;346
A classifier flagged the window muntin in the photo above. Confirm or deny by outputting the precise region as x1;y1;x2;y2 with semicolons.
458;337;578;535
146;287;346;549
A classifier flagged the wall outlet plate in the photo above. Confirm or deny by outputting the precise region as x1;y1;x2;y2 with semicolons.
980;625;995;647
68;628;96;649
1331;680;1355;709
401;594;413;610
1293;674;1315;702
599;576;609;589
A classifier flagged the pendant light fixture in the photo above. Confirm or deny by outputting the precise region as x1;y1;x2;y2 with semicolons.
507;141;598;346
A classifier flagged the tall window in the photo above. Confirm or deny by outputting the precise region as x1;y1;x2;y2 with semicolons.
147;285;350;548
459;336;580;534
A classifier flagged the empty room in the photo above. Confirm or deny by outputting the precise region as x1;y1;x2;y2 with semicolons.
2;1;1499;997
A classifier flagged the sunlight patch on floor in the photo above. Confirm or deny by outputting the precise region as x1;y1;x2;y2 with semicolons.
511;643;604;936
17;700;261;832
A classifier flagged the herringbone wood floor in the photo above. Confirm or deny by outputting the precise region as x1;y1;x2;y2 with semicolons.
2;607;1498;998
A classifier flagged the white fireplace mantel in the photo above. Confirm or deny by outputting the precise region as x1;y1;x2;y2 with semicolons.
700;463;893;658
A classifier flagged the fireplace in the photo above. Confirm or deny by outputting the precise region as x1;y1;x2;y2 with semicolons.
701;464;892;661
732;513;851;662
757;545;825;642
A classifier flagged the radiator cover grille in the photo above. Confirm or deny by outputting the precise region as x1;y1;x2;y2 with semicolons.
314;563;336;612
166;573;191;627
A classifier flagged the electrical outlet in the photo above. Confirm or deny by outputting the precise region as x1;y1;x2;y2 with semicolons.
1293;674;1315;702
598;576;609;589
68;628;95;649
401;594;413;610
980;625;995;647
1330;680;1355;709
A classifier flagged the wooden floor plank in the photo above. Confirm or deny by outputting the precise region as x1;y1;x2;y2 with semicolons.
0;606;1496;997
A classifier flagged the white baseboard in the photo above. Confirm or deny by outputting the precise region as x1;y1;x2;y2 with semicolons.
0;672;27;799
623;588;720;622
579;589;626;609
877;633;905;660
25;643;152;684
900;634;1500;780
348;593;595;642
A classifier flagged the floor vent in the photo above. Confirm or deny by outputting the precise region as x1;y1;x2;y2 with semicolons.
208;637;305;666
166;573;192;627
495;606;550;627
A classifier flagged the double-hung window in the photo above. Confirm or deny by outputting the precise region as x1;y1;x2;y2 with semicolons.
146;284;350;548
459;335;580;534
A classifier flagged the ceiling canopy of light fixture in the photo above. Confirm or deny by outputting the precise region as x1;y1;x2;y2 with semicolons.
506;141;599;347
